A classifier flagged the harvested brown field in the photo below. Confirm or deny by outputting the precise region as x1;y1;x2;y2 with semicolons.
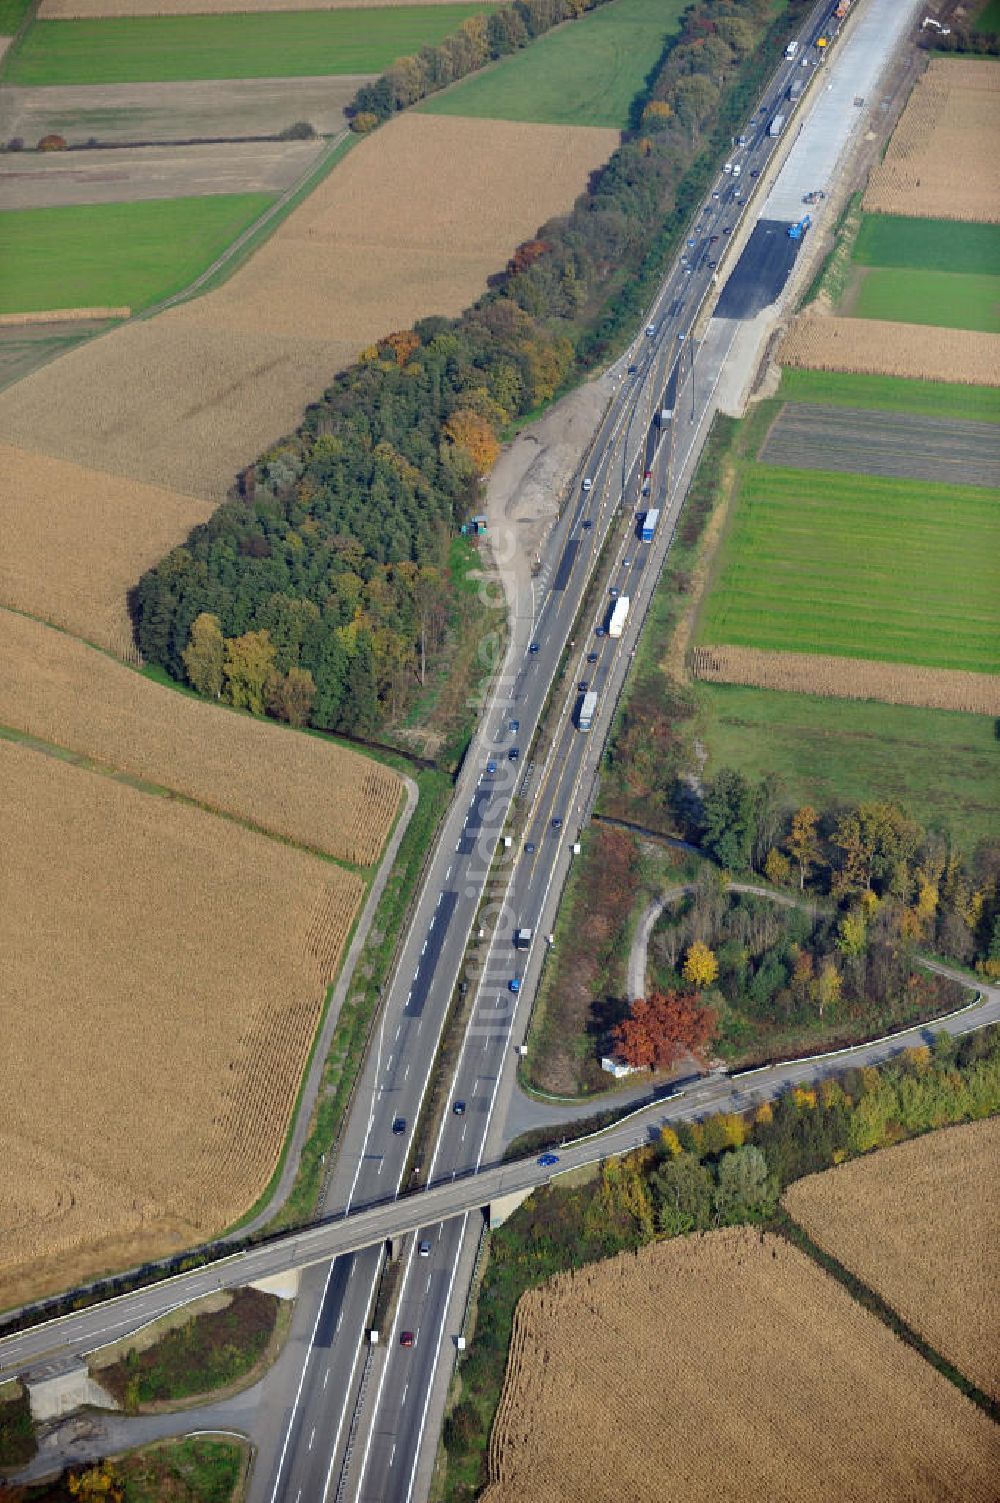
0;737;363;1310
0;136;321;211
864;59;1000;224
0;306;130;324
0;609;402;865
779;313;1000;386
0;442;212;656
690;645;1000;716
784;1119;1000;1401
0;114;617;500
0;76;367;147
484;1227;1000;1503
40;0;470;12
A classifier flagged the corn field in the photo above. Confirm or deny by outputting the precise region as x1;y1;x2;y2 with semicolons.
778;314;1000;387
39;0;465;13
483;1226;999;1503
784;1118;1000;1402
0;307;130;325
864;59;1000;224
0;609;402;866
0;737;363;1310
690;645;1000;716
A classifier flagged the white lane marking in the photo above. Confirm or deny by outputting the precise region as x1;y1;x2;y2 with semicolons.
403;1213;470;1503
308;1427;315;1452
402;1383;409;1407
445;865;452;880
404;1063;410;1081
396;1024;402;1040
267;1258;338;1503
422;941;427;955
335;1313;343;1334
324;1368;330;1388
437;892;443;907
426;1275;432;1294
390;1443;397;1468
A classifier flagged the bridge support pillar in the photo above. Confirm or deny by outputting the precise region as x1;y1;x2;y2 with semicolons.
488;1188;533;1229
249;1268;300;1300
26;1360;119;1421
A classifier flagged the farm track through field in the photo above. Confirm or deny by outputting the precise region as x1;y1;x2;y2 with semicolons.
784;1118;1000;1402
760;403;1000;489
483;1228;1000;1503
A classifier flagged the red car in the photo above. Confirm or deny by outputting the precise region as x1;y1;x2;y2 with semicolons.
400;1330;415;1348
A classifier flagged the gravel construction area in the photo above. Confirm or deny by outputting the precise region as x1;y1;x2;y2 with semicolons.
864;58;1000;224
0;135;323;208
0;113;617;500
760;402;1000;489
0;73;366;144
484;1227;1000;1503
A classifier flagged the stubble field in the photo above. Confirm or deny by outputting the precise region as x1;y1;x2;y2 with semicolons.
0;113;618;500
41;0;473;11
0;609;403;865
0;737;364;1310
0;442;213;655
690;645;1000;717
778;313;1000;385
784;1118;1000;1400
863;58;1000;224
484;1227;1000;1503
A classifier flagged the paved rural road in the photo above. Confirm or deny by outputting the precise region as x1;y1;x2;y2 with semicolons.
0;1;943;1498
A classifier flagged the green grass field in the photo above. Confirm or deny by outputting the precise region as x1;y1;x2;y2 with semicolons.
0;194;274;314
853;213;1000;277
0;0;31;33
698;465;999;672
974;0;1000;32
849;266;1000;333
697;684;1000;852
418;0;683;128
778;368;1000;424
2;5;495;85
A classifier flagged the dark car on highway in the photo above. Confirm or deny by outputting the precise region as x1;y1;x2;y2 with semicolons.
578;679;589;692
453;1100;466;1115
587;651;598;663
529;641;540;653
537;1153;560;1167
392;1117;406;1136
509;747;520;761
582;518;593;530
551;817;562;831
400;1331;415;1348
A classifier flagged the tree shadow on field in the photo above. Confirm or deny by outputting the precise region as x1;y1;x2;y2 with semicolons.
586;990;631;1057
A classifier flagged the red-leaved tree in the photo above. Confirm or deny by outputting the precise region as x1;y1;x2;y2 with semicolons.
612;989;718;1072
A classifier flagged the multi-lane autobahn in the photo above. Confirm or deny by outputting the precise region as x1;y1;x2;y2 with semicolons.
3;2;920;1498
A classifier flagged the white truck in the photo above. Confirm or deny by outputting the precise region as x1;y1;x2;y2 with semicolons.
577;690;598;732
608;595;630;639
769;113;786;137
785;39;799;58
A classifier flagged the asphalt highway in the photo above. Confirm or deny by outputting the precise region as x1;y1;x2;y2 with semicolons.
0;4;875;1499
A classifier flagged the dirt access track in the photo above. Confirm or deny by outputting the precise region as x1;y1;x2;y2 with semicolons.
0;74;367;146
0;136;324;209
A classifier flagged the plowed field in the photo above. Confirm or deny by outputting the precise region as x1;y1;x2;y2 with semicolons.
690;646;1000;716
779;314;1000;386
0;114;618;501
0;442;212;656
0;609;402;865
760;402;1000;488
784;1118;1000;1400
484;1227;1000;1503
0;737;363;1309
864;59;1000;224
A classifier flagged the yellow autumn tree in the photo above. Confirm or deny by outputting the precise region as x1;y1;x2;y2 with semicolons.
443;409;500;472
764;847;791;886
683;940;719;987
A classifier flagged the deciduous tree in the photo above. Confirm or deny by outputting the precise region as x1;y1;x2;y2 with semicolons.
182;612;224;699
682;940;719;987
788;805;820;891
613;989;718;1072
223;630;276;715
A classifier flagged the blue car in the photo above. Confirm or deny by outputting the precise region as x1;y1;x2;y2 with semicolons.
529;642;540;654
486;760;497;775
537;1153;560;1168
509;978;521;994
